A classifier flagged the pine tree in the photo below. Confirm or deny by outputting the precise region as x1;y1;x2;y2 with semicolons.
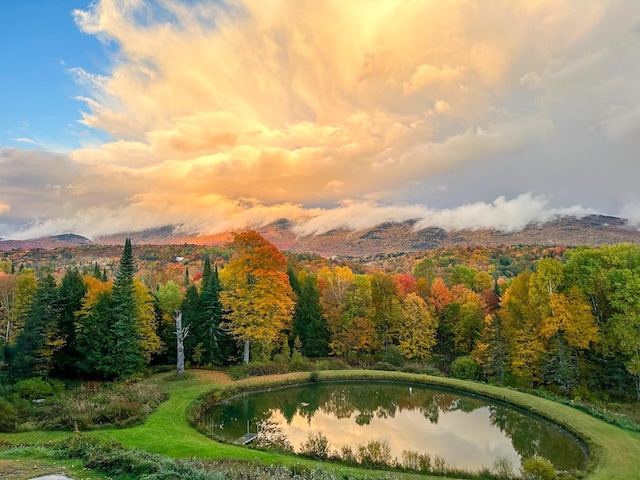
52;269;86;378
110;239;144;378
76;288;117;379
10;274;61;379
195;265;234;365
290;271;330;357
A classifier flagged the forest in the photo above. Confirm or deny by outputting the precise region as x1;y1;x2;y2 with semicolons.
1;232;639;405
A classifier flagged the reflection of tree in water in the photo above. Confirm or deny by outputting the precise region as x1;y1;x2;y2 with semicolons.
206;384;488;435
204;383;585;471
489;405;586;470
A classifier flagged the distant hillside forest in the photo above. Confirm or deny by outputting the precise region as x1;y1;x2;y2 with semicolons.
1;233;639;402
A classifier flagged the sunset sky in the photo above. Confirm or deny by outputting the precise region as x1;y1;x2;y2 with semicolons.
1;0;639;240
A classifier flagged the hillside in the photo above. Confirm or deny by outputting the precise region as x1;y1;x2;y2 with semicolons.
1;215;639;257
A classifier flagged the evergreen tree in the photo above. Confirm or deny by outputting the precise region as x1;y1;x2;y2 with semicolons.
10;274;61;379
110;239;144;377
290;271;330;357
201;256;212;291
195;265;234;365
76;289;117;379
52;269;86;378
92;262;101;280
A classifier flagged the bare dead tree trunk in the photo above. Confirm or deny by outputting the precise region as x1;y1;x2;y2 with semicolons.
175;311;189;377
243;339;250;364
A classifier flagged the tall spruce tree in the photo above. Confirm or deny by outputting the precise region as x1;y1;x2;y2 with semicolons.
110;238;144;377
10;274;61;379
289;269;330;357
76;289;117;379
52;269;86;378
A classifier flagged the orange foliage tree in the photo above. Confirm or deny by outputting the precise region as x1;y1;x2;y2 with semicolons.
220;231;294;364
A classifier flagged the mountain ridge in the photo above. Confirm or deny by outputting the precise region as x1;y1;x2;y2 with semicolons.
1;214;638;257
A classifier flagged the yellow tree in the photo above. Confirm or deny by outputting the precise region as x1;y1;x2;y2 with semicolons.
393;293;437;360
451;285;486;355
500;272;545;385
220;231;294;364
133;280;162;362
0;272;16;345
8;270;38;344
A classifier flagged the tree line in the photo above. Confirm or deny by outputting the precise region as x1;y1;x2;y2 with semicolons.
1;233;639;401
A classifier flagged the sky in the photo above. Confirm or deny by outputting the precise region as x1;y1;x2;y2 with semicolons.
1;0;640;240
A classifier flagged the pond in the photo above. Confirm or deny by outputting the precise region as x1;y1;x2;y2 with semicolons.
203;382;588;472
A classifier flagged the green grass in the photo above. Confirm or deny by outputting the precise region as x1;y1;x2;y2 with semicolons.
2;369;640;479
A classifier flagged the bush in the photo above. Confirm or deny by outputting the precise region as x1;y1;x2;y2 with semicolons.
401;449;431;472
450;356;482;381
356;438;393;467
372;361;397;371
521;455;558;480
299;431;330;459
380;345;405;367
492;455;514;478
14;377;54;399
0;398;18;432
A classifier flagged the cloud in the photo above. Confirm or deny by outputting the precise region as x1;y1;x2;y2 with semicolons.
13;138;37;145
292;193;596;237
3;1;640;240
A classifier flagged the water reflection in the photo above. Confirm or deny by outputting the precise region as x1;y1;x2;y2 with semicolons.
204;383;587;471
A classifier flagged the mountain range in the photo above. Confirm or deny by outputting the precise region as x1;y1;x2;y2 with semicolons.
1;215;639;257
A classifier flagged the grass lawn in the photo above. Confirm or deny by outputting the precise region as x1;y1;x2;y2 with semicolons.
2;369;640;479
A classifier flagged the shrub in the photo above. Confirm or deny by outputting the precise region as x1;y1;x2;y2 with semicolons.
450;356;482;381
380;345;405;367
401;450;432;472
372;361;397;371
309;371;320;383
0;398;18;432
492;455;514;478
521;455;558;480
14;377;54;399
356;438;393;467
299;431;330;459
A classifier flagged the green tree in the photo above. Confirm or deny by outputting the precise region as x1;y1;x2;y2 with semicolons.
156;280;187;376
370;272;401;350
52;269;86;378
290;270;330;357
10;274;61;379
110;239;144;377
76;284;117;379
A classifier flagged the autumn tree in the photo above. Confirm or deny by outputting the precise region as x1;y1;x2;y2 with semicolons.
133;280;162;363
371;272;401;350
219;231;294;364
393;293;437;361
331;274;375;356
0;272;16;345
5;270;38;345
156;280;187;375
450;285;486;356
500;272;545;386
473;314;508;383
